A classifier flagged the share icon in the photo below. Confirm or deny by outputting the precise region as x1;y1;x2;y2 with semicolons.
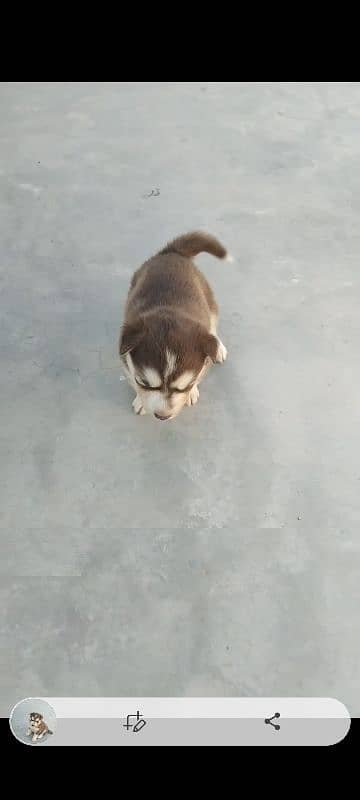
265;712;281;731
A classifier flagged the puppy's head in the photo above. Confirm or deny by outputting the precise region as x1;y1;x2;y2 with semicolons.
29;713;43;726
120;311;218;420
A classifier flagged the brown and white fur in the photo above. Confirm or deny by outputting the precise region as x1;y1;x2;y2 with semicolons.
27;712;53;742
119;231;229;421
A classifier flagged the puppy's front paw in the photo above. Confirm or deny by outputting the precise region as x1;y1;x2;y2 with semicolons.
132;395;147;415
216;339;227;364
187;385;200;406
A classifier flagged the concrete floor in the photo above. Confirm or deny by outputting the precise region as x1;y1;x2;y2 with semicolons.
1;82;360;717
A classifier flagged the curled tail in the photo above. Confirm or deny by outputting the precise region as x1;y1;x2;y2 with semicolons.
160;231;230;261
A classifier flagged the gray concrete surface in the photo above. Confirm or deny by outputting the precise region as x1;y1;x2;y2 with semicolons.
1;82;359;717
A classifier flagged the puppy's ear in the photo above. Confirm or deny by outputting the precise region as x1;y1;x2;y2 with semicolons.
119;319;143;356
201;332;219;364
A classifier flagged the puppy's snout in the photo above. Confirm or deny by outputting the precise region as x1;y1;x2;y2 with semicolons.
154;413;171;421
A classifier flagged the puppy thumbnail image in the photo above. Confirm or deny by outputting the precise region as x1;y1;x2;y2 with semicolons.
119;231;230;421
10;698;56;745
27;711;53;742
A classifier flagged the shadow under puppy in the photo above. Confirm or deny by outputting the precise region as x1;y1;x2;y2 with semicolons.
119;232;230;421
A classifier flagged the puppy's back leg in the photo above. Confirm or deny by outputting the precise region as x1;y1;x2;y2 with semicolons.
202;273;227;364
210;313;228;364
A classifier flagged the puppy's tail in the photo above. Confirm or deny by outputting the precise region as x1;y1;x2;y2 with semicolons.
160;231;232;261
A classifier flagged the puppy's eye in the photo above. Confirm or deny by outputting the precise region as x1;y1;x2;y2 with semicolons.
135;378;149;389
135;378;161;391
172;384;194;395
